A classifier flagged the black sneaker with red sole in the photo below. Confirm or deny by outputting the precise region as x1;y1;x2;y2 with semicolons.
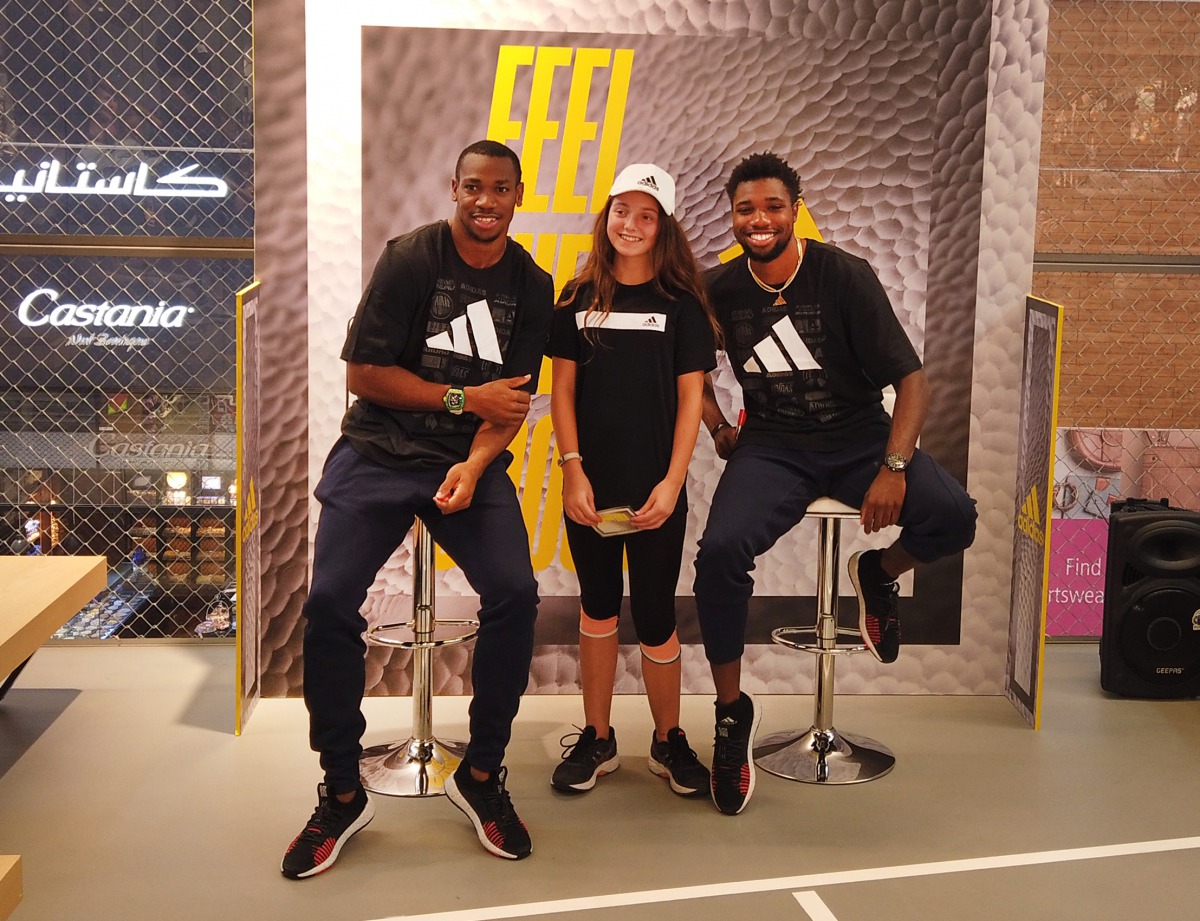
281;783;375;880
445;762;532;860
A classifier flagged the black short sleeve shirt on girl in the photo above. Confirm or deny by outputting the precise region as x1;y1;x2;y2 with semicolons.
704;239;921;452
547;281;716;509
340;221;554;468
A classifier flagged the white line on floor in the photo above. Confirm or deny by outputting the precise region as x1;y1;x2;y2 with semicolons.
368;835;1200;921
794;890;839;921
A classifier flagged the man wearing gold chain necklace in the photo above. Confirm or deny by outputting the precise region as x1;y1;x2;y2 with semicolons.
693;152;977;816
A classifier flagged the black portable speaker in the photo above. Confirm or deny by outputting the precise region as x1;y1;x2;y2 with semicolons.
1100;498;1200;698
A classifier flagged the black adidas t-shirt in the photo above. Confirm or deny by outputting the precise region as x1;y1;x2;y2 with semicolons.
704;239;921;451
340;221;554;468
547;280;716;508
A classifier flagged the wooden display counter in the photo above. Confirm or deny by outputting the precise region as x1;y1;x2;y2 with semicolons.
0;856;19;921
0;557;105;919
0;555;107;692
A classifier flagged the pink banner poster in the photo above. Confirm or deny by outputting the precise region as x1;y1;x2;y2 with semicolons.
1047;518;1108;636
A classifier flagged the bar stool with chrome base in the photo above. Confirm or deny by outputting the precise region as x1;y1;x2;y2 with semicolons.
358;519;478;797
752;497;896;785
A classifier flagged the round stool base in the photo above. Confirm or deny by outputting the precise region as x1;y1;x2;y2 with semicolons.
754;726;895;785
360;737;467;797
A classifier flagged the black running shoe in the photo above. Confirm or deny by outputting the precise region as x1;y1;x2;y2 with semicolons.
551;725;619;793
711;692;761;815
281;783;375;879
849;549;901;663
445;762;532;860
648;727;710;797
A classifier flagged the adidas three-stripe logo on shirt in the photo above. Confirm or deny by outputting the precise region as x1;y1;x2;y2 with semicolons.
426;299;504;363
743;316;822;374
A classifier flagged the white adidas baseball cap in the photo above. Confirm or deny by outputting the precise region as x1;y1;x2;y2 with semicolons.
608;163;676;216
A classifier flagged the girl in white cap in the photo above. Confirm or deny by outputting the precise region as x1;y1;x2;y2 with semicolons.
547;163;721;798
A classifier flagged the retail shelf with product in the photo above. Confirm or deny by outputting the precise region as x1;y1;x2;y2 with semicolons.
1;500;236;639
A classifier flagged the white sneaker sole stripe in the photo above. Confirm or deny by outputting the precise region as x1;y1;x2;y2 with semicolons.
848;551;883;663
445;774;529;860
552;755;620;792
286;798;375;879
646;757;707;796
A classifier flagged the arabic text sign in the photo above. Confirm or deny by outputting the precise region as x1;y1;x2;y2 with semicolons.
1;157;229;203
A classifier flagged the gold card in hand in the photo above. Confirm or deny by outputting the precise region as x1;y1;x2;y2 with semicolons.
593;506;638;537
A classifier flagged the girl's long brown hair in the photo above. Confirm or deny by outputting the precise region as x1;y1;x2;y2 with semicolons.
559;196;724;350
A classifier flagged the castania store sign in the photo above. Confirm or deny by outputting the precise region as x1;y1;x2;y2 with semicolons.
1;158;229;204
17;287;196;349
0;254;237;392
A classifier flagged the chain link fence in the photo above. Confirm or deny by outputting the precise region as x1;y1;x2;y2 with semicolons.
1037;1;1198;256
1;0;252;641
0;253;250;638
1036;1;1199;638
4;0;1197;642
1;0;252;238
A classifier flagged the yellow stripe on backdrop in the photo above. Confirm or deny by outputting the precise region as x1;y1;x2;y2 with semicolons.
441;41;828;575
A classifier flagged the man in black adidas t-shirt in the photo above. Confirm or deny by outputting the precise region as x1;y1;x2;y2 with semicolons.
281;141;553;876
694;152;977;815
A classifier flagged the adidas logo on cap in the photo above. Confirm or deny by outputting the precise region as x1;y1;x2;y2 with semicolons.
609;163;675;215
642;315;659;327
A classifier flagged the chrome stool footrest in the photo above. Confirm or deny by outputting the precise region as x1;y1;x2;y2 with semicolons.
771;625;866;655
367;618;479;650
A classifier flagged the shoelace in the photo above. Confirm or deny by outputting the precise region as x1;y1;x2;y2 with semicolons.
292;802;340;846
558;726;597;762
875;582;900;623
483;767;522;829
863;578;899;621
712;725;744;775
669;732;699;764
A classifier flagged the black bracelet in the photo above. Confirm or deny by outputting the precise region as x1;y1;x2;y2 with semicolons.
711;422;732;438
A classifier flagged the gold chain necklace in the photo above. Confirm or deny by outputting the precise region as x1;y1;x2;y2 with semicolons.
747;238;803;306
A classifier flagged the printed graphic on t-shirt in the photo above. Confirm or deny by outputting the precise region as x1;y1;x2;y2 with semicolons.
736;301;838;423
743;315;822;373
423;281;515;371
419;278;517;434
426;298;506;362
575;311;667;332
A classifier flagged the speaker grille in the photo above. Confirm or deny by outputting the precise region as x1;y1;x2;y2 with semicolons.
1121;563;1145;587
1129;520;1200;574
1102;504;1200;698
1118;585;1200;684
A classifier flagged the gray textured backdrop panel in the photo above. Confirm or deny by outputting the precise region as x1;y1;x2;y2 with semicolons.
256;0;1044;699
966;0;1049;697
253;0;310;696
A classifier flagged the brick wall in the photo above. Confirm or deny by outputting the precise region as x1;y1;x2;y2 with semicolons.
1035;0;1199;427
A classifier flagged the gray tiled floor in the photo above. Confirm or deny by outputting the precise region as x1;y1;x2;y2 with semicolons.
1;643;1197;921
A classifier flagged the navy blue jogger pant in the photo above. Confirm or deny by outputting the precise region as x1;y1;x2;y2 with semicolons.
693;436;977;665
302;437;538;793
